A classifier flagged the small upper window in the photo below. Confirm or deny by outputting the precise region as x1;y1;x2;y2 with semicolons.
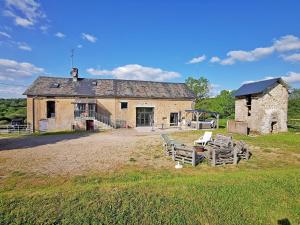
47;101;55;118
50;83;60;88
121;102;128;109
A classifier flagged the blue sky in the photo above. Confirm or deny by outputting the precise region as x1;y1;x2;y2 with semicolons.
0;0;300;98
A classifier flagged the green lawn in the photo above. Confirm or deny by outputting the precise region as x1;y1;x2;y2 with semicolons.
1;130;300;225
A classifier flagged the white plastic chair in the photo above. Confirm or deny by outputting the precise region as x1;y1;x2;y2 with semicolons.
194;131;212;146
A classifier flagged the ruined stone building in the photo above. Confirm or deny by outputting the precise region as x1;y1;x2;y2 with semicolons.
230;78;288;134
24;68;195;132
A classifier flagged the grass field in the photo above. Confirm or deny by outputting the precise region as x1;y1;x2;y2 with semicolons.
1;129;300;225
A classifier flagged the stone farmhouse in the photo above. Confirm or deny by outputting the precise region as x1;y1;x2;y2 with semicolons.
24;68;195;132
229;78;288;135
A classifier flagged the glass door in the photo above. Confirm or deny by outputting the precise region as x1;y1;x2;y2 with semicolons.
170;113;179;126
136;107;154;127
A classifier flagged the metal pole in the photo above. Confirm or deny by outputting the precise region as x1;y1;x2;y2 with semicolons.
197;112;199;130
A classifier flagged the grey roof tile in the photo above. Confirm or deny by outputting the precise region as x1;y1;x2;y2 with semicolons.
234;78;286;97
24;76;195;99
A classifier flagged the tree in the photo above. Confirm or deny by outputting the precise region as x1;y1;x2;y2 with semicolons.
289;88;300;100
196;90;235;119
185;76;210;100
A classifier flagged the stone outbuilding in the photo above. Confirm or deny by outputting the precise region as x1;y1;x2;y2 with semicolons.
228;78;289;135
23;68;195;132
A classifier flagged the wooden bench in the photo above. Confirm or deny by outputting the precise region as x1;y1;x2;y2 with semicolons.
207;134;237;166
207;134;251;166
172;145;205;167
234;141;251;160
160;134;184;156
210;134;233;148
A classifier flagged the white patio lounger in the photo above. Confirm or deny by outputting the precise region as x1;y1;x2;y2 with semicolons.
194;131;212;146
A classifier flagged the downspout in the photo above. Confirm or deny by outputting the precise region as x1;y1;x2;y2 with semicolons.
32;96;35;132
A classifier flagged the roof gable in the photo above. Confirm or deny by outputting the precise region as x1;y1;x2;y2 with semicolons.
234;78;287;97
24;76;195;99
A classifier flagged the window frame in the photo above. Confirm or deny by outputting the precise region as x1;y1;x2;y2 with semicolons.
120;101;128;110
47;101;55;118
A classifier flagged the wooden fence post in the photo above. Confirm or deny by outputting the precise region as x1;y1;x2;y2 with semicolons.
192;149;196;167
212;149;216;166
172;145;175;161
233;148;238;165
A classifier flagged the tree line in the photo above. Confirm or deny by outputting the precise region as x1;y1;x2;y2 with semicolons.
0;98;26;125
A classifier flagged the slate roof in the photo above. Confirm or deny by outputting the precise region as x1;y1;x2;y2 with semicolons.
24;76;195;99
234;78;287;97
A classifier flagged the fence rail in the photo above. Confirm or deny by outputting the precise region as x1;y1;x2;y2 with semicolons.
0;124;32;134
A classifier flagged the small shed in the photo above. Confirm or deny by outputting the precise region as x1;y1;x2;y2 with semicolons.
185;109;219;129
229;78;288;135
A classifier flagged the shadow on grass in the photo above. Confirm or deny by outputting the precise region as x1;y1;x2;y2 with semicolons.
278;218;291;225
0;131;93;151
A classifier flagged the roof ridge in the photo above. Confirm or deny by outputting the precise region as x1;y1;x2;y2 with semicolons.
36;75;186;84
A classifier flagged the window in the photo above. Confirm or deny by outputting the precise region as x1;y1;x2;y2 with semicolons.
121;102;128;109
246;95;251;116
47;101;55;118
76;103;86;112
50;83;60;88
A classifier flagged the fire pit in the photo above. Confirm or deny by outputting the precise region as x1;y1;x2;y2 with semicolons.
193;145;206;153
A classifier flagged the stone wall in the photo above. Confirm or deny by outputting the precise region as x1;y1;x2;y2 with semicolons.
235;98;247;121
114;98;193;128
27;96;193;132
227;120;248;135
257;83;288;134
27;97;75;132
234;83;288;134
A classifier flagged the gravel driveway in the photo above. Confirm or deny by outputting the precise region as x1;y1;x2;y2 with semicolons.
0;129;174;176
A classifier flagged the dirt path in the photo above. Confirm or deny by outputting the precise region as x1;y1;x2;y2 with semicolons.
0;129;173;176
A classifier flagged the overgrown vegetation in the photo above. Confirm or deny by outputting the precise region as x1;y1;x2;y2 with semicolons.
0;98;26;125
198;90;235;119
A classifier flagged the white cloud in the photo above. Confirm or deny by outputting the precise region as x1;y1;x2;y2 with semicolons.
241;72;300;85
210;56;220;63
209;83;221;97
273;35;300;52
40;25;48;33
187;55;206;64
215;35;300;65
0;58;44;81
281;72;300;83
0;31;11;38
87;64;180;82
0;85;26;98
81;33;97;43
281;53;300;62
18;42;32;51
77;44;83;48
220;46;274;65
55;32;65;38
3;0;46;28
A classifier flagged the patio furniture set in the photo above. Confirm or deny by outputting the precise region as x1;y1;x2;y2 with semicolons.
161;132;251;167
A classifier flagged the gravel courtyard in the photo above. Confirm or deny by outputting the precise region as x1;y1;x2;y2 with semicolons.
0;129;174;176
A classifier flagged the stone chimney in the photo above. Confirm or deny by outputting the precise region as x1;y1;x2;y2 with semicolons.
71;68;79;82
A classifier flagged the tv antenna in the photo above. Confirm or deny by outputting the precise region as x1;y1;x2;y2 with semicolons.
70;48;75;68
